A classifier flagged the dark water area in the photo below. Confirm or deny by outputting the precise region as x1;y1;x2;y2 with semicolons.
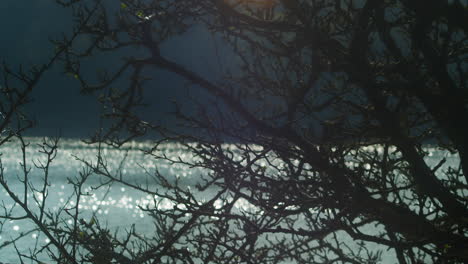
2;0;236;139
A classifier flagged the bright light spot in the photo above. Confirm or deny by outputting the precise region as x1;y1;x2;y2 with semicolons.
376;146;384;153
121;187;126;192
13;225;20;231
32;233;38;239
214;200;224;210
45;238;51;243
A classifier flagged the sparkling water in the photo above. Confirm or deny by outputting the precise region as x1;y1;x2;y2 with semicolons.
0;137;460;263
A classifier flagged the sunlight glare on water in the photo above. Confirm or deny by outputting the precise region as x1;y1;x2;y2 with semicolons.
0;137;461;262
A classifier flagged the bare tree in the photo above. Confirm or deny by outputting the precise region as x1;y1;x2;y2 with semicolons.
1;0;467;263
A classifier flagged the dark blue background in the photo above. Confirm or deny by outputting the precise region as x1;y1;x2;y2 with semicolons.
1;0;232;138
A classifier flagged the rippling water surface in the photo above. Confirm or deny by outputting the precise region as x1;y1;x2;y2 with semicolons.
0;138;206;262
0;137;460;263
